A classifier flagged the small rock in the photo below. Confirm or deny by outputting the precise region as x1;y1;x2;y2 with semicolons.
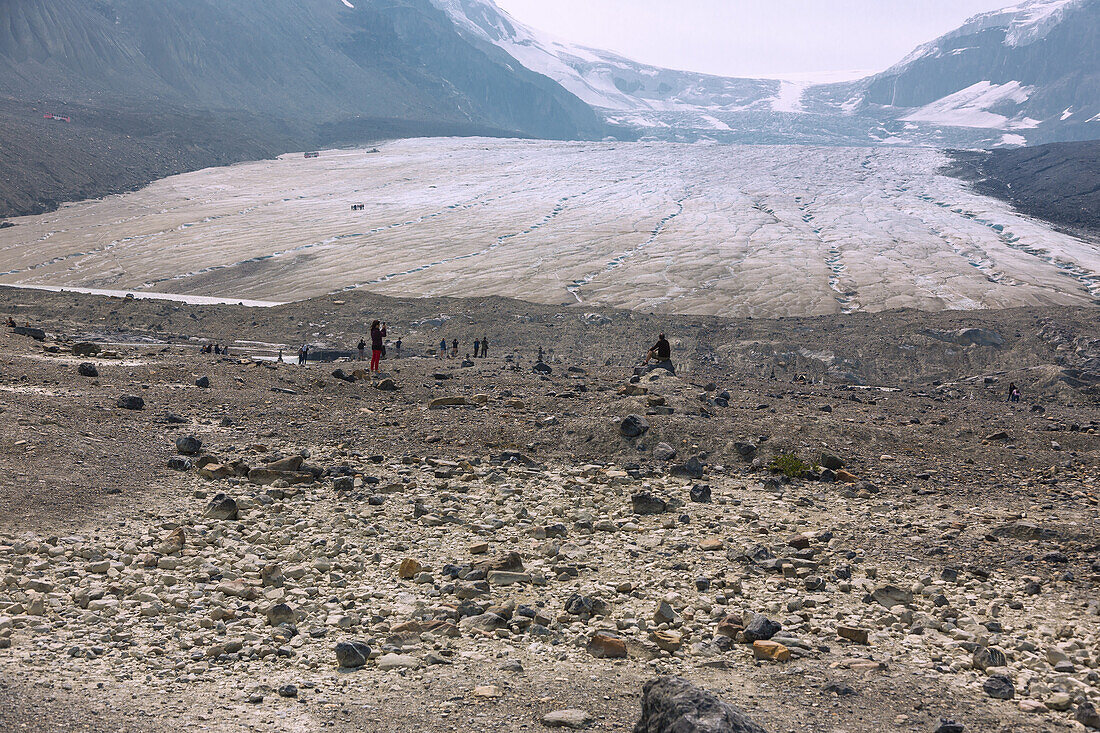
77;362;99;378
376;653;420;671
689;484;711;503
1076;702;1100;729
541;709;592;729
266;603;295;626
653;443;677;461
195;376;211;388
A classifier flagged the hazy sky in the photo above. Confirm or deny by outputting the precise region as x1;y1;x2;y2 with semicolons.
494;0;1015;79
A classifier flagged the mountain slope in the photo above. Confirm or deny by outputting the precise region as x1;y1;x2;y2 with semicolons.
0;0;602;218
810;0;1100;145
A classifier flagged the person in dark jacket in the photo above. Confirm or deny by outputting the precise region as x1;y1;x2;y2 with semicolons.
480;336;489;358
358;339;366;361
643;333;675;375
473;339;481;358
370;321;386;372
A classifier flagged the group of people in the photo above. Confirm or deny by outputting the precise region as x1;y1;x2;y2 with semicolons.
436;336;490;359
200;343;230;355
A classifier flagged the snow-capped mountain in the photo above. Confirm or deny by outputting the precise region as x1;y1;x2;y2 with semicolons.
812;0;1100;145
438;0;1100;147
430;0;786;135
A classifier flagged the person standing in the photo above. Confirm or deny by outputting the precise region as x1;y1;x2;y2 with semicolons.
439;338;447;359
370;320;386;373
480;336;489;358
358;338;366;361
451;339;459;359
395;338;402;358
473;338;481;359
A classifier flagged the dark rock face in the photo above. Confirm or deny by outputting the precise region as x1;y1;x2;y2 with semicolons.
950;141;1100;240
633;676;767;733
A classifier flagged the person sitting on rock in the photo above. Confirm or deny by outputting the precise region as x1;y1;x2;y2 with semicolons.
643;333;675;375
5;316;15;328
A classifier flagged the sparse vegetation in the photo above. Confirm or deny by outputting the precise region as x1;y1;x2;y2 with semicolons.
768;452;811;479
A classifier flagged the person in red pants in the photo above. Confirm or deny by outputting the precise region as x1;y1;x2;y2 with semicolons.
370;320;387;372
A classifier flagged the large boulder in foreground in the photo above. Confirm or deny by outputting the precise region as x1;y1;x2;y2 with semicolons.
634;676;767;733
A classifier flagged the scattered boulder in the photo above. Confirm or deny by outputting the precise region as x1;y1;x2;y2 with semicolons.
653;443;677;461
117;395;145;410
13;326;46;341
818;453;844;470
375;378;397;391
1077;702;1100;729
77;362;99;377
175;435;202;455
586;631;627;659
972;646;1006;671
542;709;593;729
204;493;239;521
534;362;552;374
742;615;781;642
633;676;767;733
73;342;100;356
632;492;668;515
670;455;705;479
430;396;467;409
689;484;711;503
982;674;1015;700
870;584;912;608
335;640;371;669
620;414;650;438
954;328;1003;347
266;603;295;626
195;376;211;388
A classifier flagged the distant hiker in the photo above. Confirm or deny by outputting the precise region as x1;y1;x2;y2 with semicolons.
298;345;308;365
451;339;459;359
395;338;402;357
439;338;447;359
223;345;230;357
214;344;221;355
481;336;489;358
357;339;366;361
538;346;545;362
473;339;481;358
277;349;284;363
1008;382;1021;403
643;333;675;375
370;320;387;373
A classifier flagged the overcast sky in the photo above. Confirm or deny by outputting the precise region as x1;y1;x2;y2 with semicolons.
494;0;1015;80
